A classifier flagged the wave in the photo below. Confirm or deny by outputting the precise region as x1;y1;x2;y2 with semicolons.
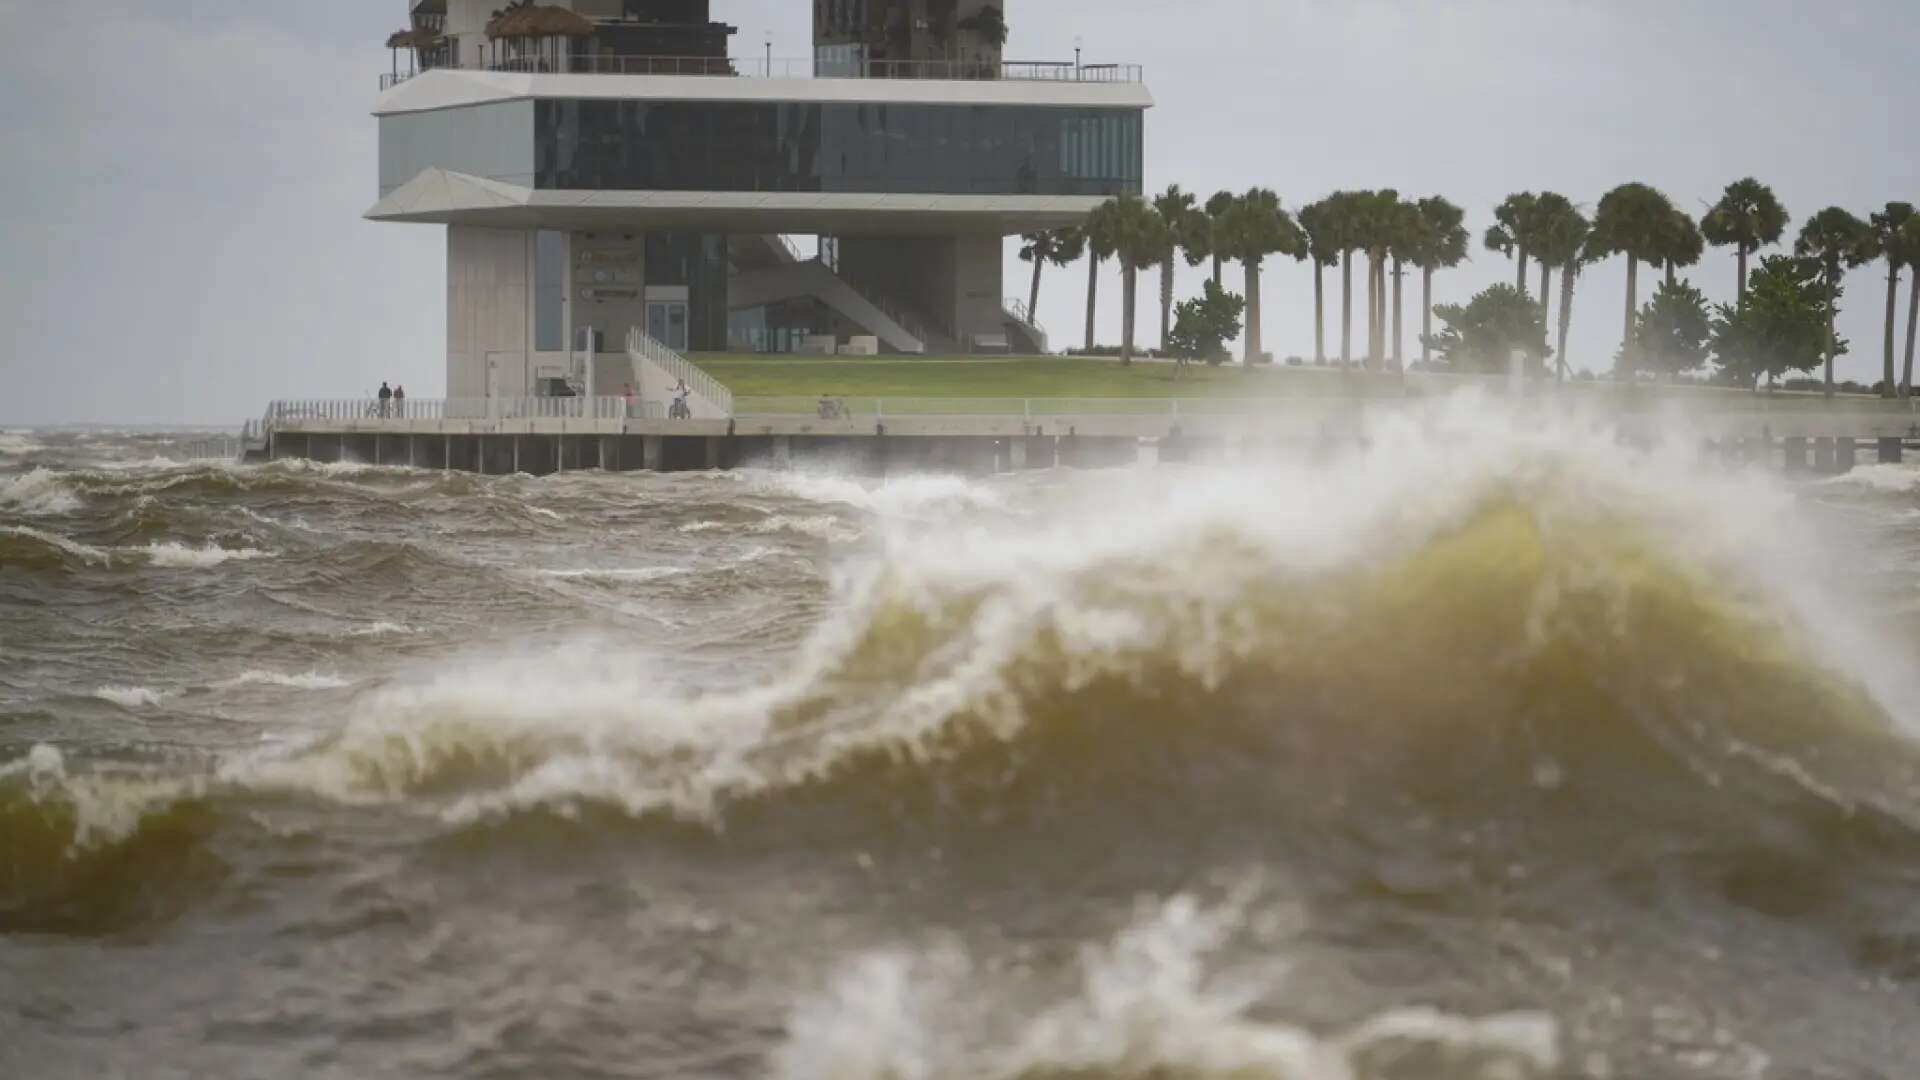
0;525;113;568
775;893;1559;1080
681;515;862;542
767;471;1006;518
535;567;687;583
7;400;1917;934
210;670;351;692
0;468;83;515
92;686;173;709
1821;462;1920;493
134;541;276;568
0;432;45;457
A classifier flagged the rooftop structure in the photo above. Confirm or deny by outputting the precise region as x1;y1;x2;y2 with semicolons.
371;1;1149;410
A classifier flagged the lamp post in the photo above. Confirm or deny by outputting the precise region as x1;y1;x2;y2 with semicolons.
764;31;772;75
1074;36;1083;79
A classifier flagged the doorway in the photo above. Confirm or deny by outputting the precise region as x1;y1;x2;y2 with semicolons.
646;301;689;352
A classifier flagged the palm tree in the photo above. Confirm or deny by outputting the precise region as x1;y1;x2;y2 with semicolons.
1528;197;1591;379
1090;194;1171;367
1795;206;1879;396
1203;190;1237;288
1153;185;1200;353
1297;198;1342;365
1700;178;1791;310
1326;191;1364;366
1589;183;1679;380
1661;209;1704;287
1354;190;1400;368
1383;199;1424;371
1083;212;1116;353
1017;227;1085;332
1407;196;1469;368
1486;192;1539;295
1869;203;1917;398
1901;217;1920;397
1216;188;1307;365
1525;193;1578;336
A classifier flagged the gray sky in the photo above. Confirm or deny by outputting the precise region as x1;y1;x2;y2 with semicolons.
1;0;1914;424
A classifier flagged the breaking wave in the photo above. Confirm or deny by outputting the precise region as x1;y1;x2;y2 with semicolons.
775;893;1560;1080
0;468;83;515
6;400;1918;939
134;542;276;568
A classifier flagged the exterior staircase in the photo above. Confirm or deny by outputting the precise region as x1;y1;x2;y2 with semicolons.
730;258;930;354
1002;298;1049;354
626;328;733;418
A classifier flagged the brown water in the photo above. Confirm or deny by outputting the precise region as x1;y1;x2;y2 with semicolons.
3;403;1919;1079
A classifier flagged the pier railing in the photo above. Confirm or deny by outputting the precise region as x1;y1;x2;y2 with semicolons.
730;397;1283;419
267;397;644;423
626;330;734;416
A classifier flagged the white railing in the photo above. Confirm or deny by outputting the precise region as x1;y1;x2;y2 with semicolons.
180;436;243;461
730;397;1262;419
1004;297;1045;333
266;397;635;423
626;329;734;416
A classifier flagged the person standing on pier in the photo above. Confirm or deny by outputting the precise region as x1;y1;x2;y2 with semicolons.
393;385;406;419
378;382;393;418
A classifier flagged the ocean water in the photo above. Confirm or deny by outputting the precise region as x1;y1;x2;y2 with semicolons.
2;403;1918;1079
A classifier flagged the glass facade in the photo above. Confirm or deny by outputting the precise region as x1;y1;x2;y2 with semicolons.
532;101;1142;196
378;101;535;196
533;230;567;351
381;99;1143;198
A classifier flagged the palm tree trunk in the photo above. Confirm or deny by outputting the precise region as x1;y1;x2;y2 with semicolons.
1376;258;1388;365
1391;258;1404;371
1365;255;1379;369
1121;265;1136;367
1161;252;1176;354
1538;262;1551;329
1556;261;1575;380
1516;249;1529;295
1245;261;1262;365
1736;246;1749;311
1085;255;1099;353
1824;273;1838;397
1312;262;1325;364
1211;254;1222;290
1027;258;1043;327
1621;256;1638;381
1666;260;1676;288
1883;264;1900;397
1905;270;1919;398
1421;267;1433;366
1340;251;1353;366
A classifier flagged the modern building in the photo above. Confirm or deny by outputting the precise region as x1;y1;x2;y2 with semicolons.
370;0;1148;407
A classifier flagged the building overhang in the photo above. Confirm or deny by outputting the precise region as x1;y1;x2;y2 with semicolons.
375;67;1154;116
367;170;1107;235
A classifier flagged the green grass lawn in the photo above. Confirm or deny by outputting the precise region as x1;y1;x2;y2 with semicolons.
690;353;1917;414
694;354;1325;401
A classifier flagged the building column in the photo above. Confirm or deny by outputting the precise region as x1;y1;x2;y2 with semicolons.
1783;436;1808;473
643;436;664;472
1836;436;1857;474
772;436;792;468
1878;436;1904;464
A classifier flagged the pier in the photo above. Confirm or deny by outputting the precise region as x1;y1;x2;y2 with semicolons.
241;393;1920;476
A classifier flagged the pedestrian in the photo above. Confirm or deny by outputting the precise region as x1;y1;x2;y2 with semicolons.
378;381;393;418
670;379;691;420
393;384;406;418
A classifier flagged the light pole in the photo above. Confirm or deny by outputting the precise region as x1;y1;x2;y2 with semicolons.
764;31;772;74
1074;35;1083;79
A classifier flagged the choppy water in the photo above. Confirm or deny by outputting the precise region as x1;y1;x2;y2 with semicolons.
3;405;1919;1080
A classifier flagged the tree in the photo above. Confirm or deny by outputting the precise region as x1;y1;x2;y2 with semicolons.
1348;189;1401;368
1166;280;1247;368
1215;188;1306;365
1709;255;1834;390
1795;206;1879;395
1083;211;1116;353
1203;190;1236;288
1869;203;1916;398
1406;196;1469;368
1902;217;1920;397
1486;192;1539;295
1589;183;1680;380
1425;283;1551;375
1701;178;1791;311
1661;209;1704;287
1383;199;1424;370
1153;185;1200;353
1089;194;1170;366
1631;280;1713;379
1327;191;1365;366
1017;227;1085;331
1528;198;1591;379
954;5;1008;48
1297;198;1343;365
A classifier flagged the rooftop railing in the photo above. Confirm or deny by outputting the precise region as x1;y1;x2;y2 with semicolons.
381;56;1142;89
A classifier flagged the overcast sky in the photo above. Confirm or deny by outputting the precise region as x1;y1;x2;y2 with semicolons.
1;0;1914;425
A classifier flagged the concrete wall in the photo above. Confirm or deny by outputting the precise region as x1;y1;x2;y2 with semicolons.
571;232;647;360
448;225;533;399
